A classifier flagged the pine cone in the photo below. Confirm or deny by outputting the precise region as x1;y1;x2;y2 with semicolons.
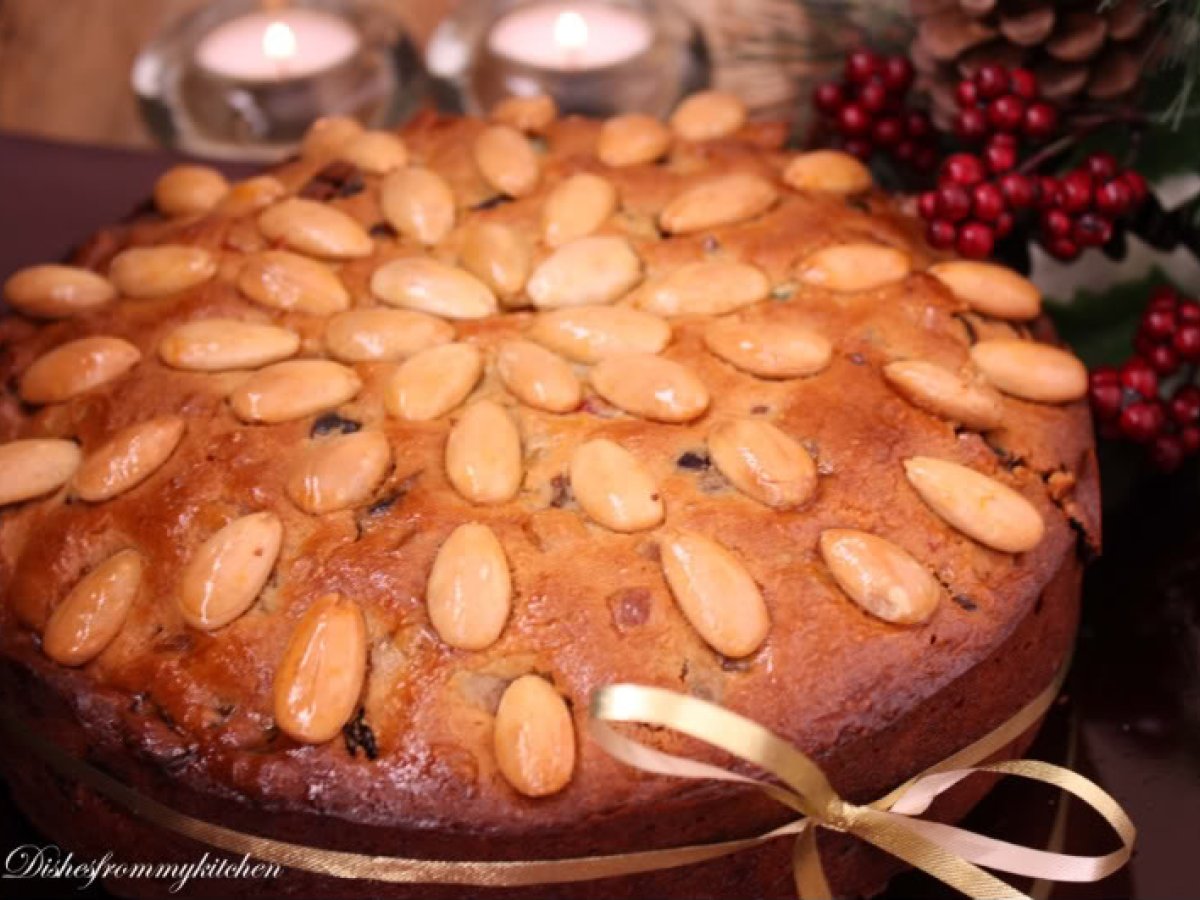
910;0;1153;124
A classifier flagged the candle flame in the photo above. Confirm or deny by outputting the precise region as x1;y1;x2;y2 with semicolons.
553;10;589;53
262;20;298;64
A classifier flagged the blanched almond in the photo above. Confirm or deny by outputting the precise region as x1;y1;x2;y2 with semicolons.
819;530;940;625
218;175;286;216
459;222;531;299
109;246;217;298
494;675;575;797
339;131;408;174
660;531;768;658
371;257;498;319
381;168;456;246
590;353;709;422
637;260;769;316
703;319;831;379
4;265;114;318
707;419;815;508
473;125;540;198
659;173;778;234
179;512;282;630
796;243;911;292
570;439;663;532
542;173;617;247
73;417;184;502
258;198;373;260
669;91;747;141
301;115;364;160
229;360;361;424
238;250;350;315
324;309;453;363
528;306;671;363
527;236;642;308
154;165;229;217
159;319;300;371
385;342;482;421
496;340;581;413
43;550;142;666
969;340;1087;404
491;94;558;133
0;439;81;505
597;114;671;167
929;261;1041;320
904;456;1045;553
20;336;141;404
273;594;367;744
427;523;511;650
783;151;872;195
445;401;522;505
287;430;391;514
883;360;1003;429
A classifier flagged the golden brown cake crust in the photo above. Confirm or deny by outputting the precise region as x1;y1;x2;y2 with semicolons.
0;108;1097;891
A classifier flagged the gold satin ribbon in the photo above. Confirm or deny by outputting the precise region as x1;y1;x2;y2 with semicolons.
0;657;1134;898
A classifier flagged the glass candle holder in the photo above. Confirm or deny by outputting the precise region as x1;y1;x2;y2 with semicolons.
426;0;710;118
133;0;426;162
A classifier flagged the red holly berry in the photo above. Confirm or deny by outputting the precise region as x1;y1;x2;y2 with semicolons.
1120;357;1158;397
1174;323;1200;361
1122;171;1148;205
996;211;1014;238
1085;152;1120;182
972;183;1006;222
1141;306;1177;341
872;116;903;146
975;64;1009;99
956;80;979;108
1041;209;1072;238
858;80;890;114
1023;102;1059;139
1044;237;1080;261
1146;343;1180;376
813;82;844;116
983;138;1018;174
926;219;957;249
1169;385;1200;425
988;94;1026;132
941;153;986;186
882;56;914;94
1059;171;1094;214
838;103;872;136
1008;68;1038;99
1179;301;1200;323
936;184;972;221
1119;401;1165;443
1089;369;1124;420
956;222;994;258
1095;179;1132;218
1183;426;1200;455
845;48;881;84
1073;213;1113;248
998;172;1035;208
955;107;989;142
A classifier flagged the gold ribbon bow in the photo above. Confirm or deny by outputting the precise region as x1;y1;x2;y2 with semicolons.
0;658;1134;898
589;661;1135;900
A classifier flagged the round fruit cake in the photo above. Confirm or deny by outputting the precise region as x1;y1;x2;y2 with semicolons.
0;91;1098;899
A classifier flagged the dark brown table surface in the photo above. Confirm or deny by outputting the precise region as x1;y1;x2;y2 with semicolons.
0;131;1196;900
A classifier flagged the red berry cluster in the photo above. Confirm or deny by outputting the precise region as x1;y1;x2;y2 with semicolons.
917;148;1027;258
953;64;1059;147
1033;153;1148;261
1089;286;1200;472
812;49;938;173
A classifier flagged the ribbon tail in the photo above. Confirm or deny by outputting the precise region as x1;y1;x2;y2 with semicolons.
792;822;833;900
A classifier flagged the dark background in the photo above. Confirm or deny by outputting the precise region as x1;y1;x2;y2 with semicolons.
0;132;1196;899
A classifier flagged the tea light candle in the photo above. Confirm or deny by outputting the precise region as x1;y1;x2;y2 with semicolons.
195;8;360;82
488;2;652;71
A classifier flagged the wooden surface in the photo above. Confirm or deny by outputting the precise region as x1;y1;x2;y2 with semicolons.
0;0;451;148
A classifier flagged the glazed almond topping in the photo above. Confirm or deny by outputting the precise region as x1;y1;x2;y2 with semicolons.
385;342;482;421
883;360;1004;430
371;257;498;319
928;261;1041;321
542;173;618;248
496;340;581;413
153;165;230;218
445;401;523;505
819;530;941;625
703;319;832;379
570;438;664;532
590;353;710;423
527;306;672;363
659;173;779;234
109;246;217;298
158;319;300;372
273;594;368;744
339;131;408;174
795;243;911;292
178;512;283;631
287;430;392;515
493;675;576;797
73;416;185;502
43;550;143;667
707;419;816;509
459;222;532;300
3;265;114;319
427;523;512;651
660;531;769;658
597;113;671;167
238;250;351;315
0;439;81;506
324;308;454;363
20;336;141;405
904;456;1045;553
783;150;873;195
636;260;770;317
526;236;642;309
669;90;747;141
300;115;365;160
229;360;362;424
218;175;286;215
381;168;457;247
491;94;558;133
473;124;540;198
969;340;1088;404
258;198;373;260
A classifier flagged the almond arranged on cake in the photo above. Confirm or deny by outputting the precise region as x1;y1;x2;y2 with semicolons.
0;90;1097;899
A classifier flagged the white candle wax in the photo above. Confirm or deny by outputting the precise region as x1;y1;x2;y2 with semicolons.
195;9;360;82
488;2;652;71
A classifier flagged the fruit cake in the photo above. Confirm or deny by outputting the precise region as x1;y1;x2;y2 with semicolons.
0;90;1098;899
